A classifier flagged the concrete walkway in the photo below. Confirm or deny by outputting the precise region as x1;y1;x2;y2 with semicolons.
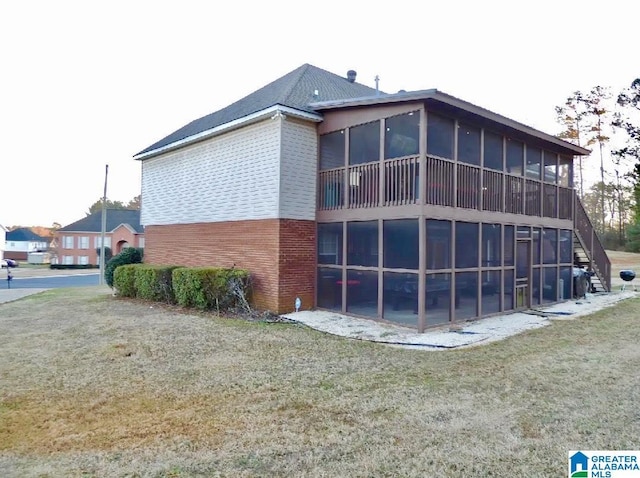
283;290;639;350
0;288;49;304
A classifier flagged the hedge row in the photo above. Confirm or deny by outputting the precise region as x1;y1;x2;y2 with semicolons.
113;264;250;311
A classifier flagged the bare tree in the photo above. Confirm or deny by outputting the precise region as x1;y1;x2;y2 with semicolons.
556;92;588;197
613;79;640;223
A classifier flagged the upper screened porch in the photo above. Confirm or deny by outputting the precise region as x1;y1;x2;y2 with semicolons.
316;97;588;225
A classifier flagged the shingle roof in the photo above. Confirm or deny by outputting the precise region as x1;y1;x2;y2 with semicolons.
136;64;380;156
59;209;143;233
6;228;47;242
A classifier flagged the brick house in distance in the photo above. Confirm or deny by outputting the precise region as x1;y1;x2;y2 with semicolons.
134;64;609;332
56;209;144;266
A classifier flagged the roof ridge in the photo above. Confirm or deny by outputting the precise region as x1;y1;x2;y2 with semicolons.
279;63;312;105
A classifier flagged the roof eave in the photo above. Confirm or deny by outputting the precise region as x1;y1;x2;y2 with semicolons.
134;105;324;161
312;89;591;157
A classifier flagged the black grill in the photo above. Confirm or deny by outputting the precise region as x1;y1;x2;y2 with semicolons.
620;270;636;282
620;270;637;291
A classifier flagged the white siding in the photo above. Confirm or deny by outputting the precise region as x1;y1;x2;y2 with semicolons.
279;119;317;220
142;119;281;226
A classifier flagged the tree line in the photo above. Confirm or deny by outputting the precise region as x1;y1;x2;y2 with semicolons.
555;79;640;251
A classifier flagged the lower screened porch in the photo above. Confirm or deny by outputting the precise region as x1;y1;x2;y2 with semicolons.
317;219;575;332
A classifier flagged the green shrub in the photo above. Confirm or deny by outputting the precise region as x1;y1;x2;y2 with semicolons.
50;264;97;270
134;265;180;303
95;246;113;263
172;267;250;311
104;247;143;287
113;264;141;297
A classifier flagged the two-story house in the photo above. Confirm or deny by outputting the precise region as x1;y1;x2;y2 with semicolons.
134;64;609;332
5;227;49;261
56;209;144;266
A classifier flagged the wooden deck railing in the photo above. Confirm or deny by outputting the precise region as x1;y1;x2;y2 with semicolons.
384;156;419;206
318;156;575;223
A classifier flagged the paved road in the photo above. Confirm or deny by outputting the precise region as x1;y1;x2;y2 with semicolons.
0;269;106;304
3;272;101;289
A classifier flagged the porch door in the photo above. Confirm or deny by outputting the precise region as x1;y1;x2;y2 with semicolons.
515;240;531;309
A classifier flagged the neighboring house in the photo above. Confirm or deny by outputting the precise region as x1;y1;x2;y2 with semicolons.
0;225;5;261
55;209;144;266
134;63;610;332
5;228;49;261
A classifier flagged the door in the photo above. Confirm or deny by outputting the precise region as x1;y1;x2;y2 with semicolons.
515;240;531;308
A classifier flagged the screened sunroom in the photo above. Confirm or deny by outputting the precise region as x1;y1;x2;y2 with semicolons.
312;91;595;332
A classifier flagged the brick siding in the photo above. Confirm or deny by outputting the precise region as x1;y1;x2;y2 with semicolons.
144;219;316;313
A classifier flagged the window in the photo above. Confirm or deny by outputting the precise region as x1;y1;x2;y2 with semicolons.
526;146;541;179
427;113;454;159
347;221;378;267
95;236;112;248
504;225;515;266
78;256;89;265
318;223;343;265
320;130;345;170
79;236;89;249
542;228;557;264
62;255;74;265
383;271;419;326
532;228;542;265
317;267;342;310
455;222;479;269
542;267;558;303
558;156;573;187
484;131;503;171
349;121;380;165
385;112;419;159
138;238;145;248
426;220;451;270
346;270;378;316
456;271;478;319
504;269;514;311
383;219;419;270
425;272;451;326
544;151;557;183
63;236;74;249
559;229;572;263
482;224;501;267
506;139;524;175
457;123;481;165
481;270;501;315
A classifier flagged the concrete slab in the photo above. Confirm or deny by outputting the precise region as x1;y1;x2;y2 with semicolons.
283;290;639;350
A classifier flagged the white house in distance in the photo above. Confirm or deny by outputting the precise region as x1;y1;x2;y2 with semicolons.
0;224;6;261
5;228;49;262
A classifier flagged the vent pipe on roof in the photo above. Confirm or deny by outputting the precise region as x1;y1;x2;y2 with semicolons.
347;70;357;83
375;75;380;95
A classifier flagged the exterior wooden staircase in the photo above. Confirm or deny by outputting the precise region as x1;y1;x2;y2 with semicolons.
573;192;611;292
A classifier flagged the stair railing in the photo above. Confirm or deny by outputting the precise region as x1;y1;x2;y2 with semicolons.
574;191;611;291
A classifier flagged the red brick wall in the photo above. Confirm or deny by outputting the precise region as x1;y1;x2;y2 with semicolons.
278;219;316;313
144;219;316;313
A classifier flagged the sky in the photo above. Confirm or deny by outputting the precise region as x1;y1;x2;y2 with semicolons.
1;0;637;228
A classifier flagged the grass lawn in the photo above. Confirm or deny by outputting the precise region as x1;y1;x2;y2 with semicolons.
1;287;639;477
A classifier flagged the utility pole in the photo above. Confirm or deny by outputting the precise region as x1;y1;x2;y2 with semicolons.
99;164;108;285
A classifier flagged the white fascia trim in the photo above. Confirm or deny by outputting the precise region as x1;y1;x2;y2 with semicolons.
134;105;323;161
112;223;138;234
